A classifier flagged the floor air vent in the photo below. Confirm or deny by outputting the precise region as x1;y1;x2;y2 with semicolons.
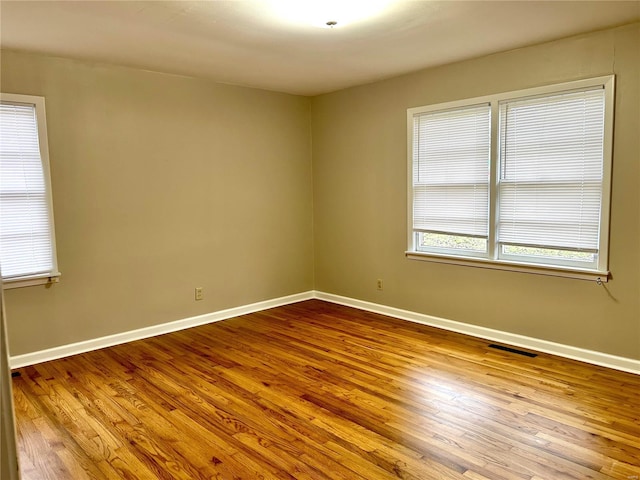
488;344;538;357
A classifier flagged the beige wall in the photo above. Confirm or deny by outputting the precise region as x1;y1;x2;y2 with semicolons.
312;23;640;359
1;51;314;355
1;23;639;362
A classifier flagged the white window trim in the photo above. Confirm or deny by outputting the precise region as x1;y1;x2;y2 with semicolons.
406;76;614;283
0;93;61;289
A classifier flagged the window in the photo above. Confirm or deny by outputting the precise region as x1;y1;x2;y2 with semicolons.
0;93;60;288
407;76;614;282
412;103;491;257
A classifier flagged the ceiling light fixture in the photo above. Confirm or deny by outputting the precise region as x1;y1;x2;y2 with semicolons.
268;0;394;29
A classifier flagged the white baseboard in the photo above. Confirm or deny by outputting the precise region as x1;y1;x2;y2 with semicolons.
11;289;639;376
314;291;640;376
9;291;314;369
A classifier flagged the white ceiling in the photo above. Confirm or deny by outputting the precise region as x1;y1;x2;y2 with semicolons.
1;1;639;96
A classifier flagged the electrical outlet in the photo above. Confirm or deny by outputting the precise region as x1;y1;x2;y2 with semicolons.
377;279;383;290
195;287;203;301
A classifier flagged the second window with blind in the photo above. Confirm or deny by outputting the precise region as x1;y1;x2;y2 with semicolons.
407;76;614;279
0;93;59;288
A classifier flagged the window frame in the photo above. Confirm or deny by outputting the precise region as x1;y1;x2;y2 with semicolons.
406;76;614;282
0;93;60;289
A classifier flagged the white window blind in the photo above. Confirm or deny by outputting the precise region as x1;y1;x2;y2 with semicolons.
0;97;58;282
412;104;490;239
498;88;605;253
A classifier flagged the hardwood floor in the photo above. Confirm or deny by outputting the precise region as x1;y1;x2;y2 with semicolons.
11;299;640;479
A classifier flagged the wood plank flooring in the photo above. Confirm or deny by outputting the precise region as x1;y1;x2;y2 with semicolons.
11;299;640;479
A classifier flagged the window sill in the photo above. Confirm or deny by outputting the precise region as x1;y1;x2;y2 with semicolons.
405;251;609;283
2;273;61;290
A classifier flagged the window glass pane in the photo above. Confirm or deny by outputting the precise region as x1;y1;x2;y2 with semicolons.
501;245;595;263
418;232;487;253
